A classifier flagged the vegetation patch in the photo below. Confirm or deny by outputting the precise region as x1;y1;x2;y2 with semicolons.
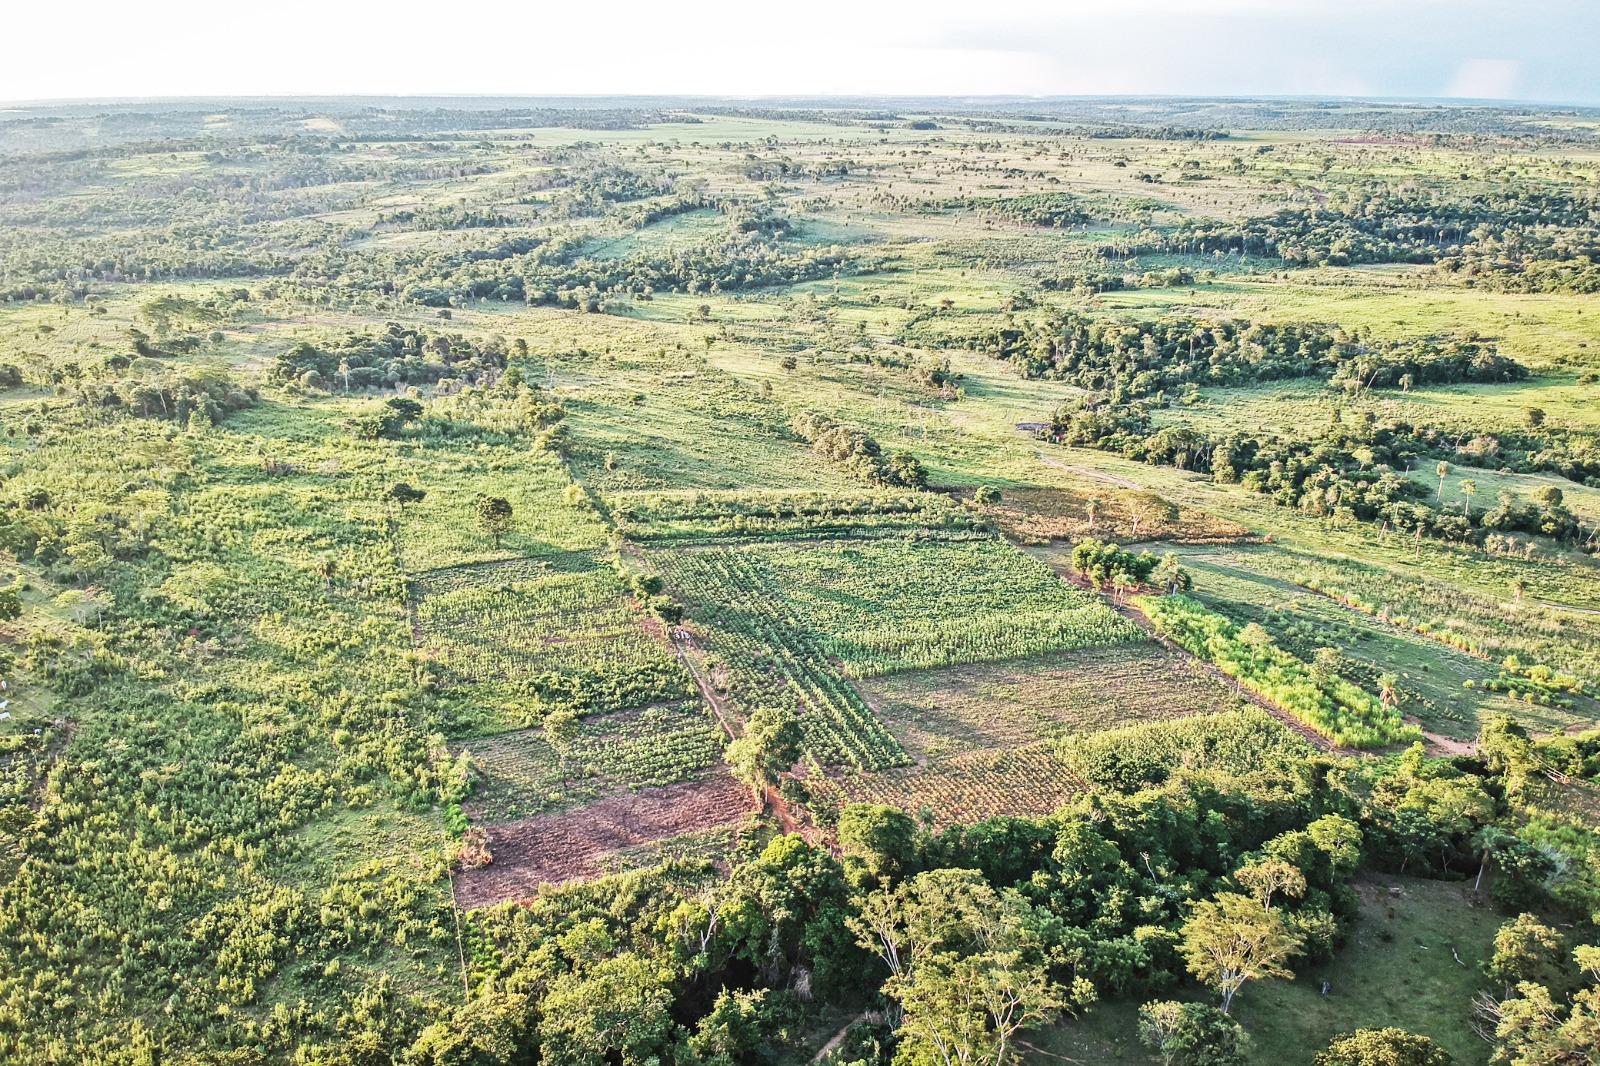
416;557;693;730
458;701;726;823
1134;593;1420;747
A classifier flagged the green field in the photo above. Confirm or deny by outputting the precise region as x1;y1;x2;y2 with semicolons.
1;98;1598;1066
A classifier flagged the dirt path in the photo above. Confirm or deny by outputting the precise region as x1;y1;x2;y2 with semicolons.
669;625;740;740
1537;600;1600;617
809;1013;868;1064
1030;446;1144;491
669;625;810;838
1410;717;1477;757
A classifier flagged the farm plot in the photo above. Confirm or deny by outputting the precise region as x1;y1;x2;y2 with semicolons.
654;545;909;771
855;643;1246;764
651;535;1139;770
811;743;1082;825
735;536;1142;678
606;487;975;543
415;554;693;730
976;483;1251;545
458;701;727;822
452;772;755;909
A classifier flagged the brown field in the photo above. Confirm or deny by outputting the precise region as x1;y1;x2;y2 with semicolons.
812;643;1248;823
857;642;1248;763
452;772;755;909
971;483;1253;545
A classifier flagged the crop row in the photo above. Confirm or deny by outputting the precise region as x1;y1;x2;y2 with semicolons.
652;548;910;771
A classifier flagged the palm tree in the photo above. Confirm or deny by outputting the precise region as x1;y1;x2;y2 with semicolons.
1460;479;1477;517
1085;497;1102;530
1435;461;1450;502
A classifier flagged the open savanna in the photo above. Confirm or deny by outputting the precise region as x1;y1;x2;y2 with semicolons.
4;100;1600;1066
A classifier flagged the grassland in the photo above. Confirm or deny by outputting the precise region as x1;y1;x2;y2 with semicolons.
3;99;1600;1064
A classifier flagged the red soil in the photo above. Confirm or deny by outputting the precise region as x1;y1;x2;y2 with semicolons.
452;772;755;909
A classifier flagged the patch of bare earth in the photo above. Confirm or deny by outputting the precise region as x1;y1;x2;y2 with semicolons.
967;479;1251;545
453;772;755;909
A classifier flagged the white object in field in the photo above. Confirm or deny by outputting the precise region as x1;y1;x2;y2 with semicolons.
0;712;10;721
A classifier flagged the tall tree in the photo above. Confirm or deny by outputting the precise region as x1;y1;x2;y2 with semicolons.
725;705;802;809
1139;1000;1248;1066
1180;893;1303;1014
476;495;514;548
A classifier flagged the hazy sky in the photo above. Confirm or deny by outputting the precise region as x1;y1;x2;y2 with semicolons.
4;0;1597;105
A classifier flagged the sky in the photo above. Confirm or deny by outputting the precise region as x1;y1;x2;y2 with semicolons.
3;0;1597;106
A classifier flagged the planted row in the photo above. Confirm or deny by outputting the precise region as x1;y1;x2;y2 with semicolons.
1133;594;1420;748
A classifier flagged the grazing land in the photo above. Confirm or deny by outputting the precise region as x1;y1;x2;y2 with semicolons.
0;97;1597;1066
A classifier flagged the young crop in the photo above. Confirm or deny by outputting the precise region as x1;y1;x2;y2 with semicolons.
417;558;693;725
750;536;1143;678
652;546;909;771
1133;594;1420;748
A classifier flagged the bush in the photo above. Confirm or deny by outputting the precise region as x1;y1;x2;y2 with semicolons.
1314;1028;1453;1066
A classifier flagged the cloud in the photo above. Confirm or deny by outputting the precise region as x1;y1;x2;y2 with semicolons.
0;0;1593;103
1442;58;1522;100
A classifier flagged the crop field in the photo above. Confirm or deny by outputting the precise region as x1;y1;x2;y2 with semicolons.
977;481;1254;544
679;535;1142;678
813;741;1082;824
854;642;1245;762
457;701;726;822
415;555;693;730
814;643;1250;821
651;542;911;770
6;97;1600;1066
607;487;973;542
1201;545;1600;699
650;535;1140;768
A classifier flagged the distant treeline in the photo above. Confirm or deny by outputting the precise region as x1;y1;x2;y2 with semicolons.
933;311;1527;398
1114;184;1600;292
1047;402;1598;549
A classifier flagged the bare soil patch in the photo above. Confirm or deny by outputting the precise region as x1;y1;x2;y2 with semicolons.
454;771;755;909
972;478;1251;545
